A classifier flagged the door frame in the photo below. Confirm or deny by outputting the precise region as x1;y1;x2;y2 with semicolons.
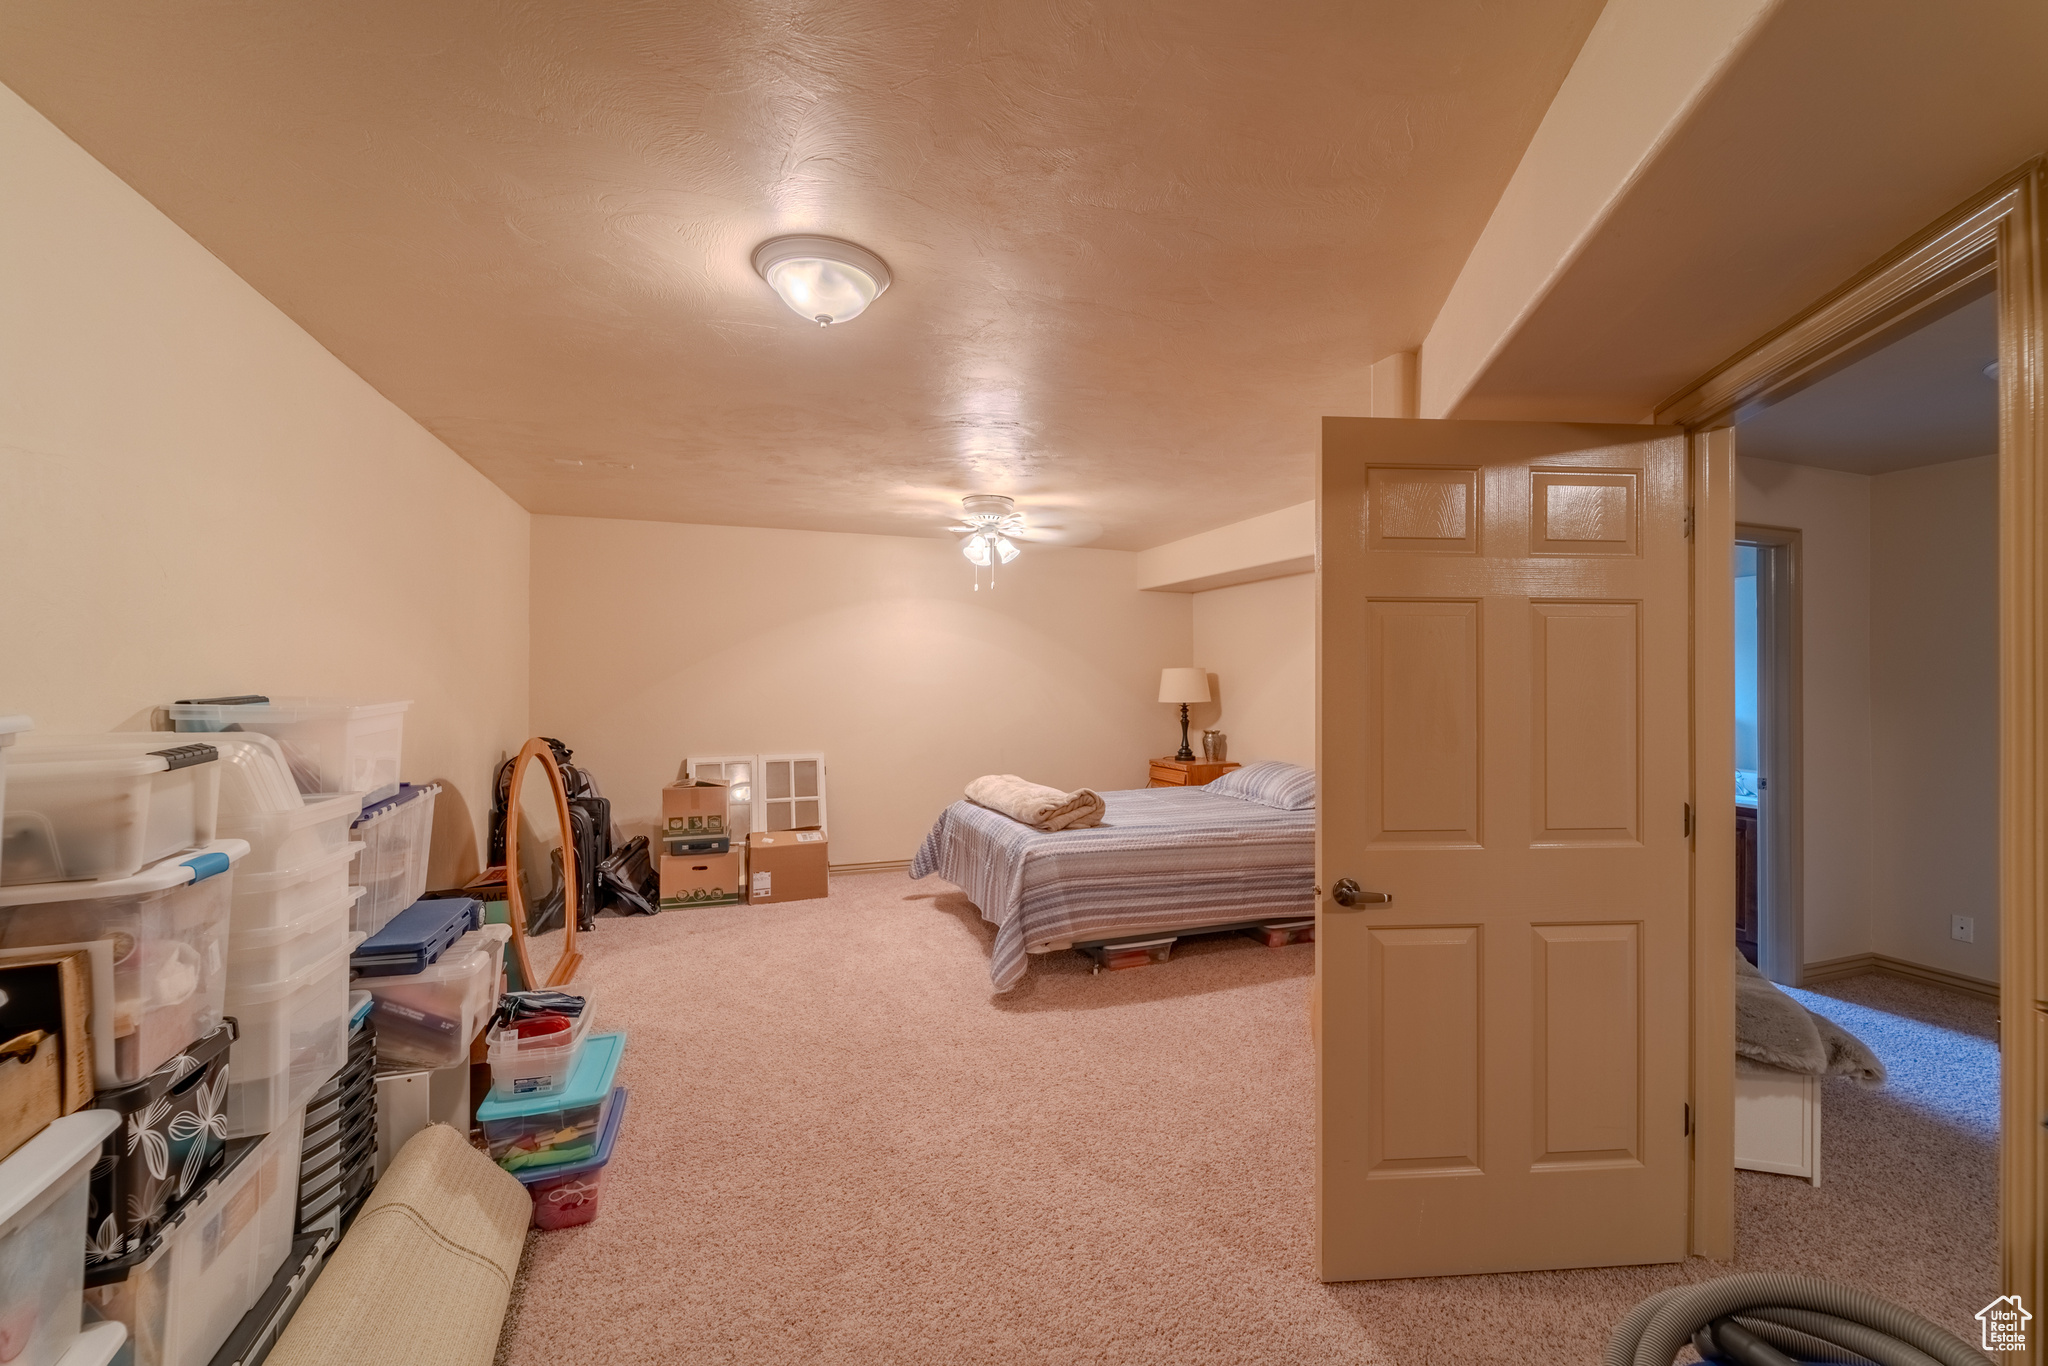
1737;525;1804;987
1661;159;2046;1332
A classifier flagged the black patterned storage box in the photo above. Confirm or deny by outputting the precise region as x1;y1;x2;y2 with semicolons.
85;1020;235;1265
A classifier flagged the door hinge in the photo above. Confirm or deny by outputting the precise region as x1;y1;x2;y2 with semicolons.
1684;1103;1692;1136
1683;802;1694;838
1683;508;1695;538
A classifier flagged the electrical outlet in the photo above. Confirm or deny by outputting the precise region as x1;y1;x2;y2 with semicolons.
1952;915;1975;943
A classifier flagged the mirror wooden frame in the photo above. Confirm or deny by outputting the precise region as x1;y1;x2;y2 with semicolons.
502;736;583;990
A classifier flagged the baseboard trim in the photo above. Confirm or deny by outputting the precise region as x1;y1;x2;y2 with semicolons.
829;859;912;877
1800;952;2000;1001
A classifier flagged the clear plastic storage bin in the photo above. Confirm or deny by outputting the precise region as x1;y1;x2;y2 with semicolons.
478;1031;624;1171
4;732;356;877
0;715;29;887
228;842;361;936
2;745;220;886
221;935;356;1139
225;887;358;986
518;1086;628;1229
219;791;363;878
81;1119;301;1366
348;784;439;936
486;995;597;1101
0;1110;121;1366
359;928;497;1068
168;698;410;805
0;841;244;1088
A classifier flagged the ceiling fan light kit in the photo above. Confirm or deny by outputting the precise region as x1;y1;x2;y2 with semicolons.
948;494;1025;590
751;235;891;326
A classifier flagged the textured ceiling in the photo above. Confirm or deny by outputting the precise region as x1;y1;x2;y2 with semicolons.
0;0;1602;549
1739;288;2000;476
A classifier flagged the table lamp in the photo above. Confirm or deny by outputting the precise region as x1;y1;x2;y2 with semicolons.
1158;668;1211;761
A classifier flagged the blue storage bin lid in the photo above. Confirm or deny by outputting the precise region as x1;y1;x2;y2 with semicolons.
350;896;481;976
352;782;431;829
477;1031;625;1122
515;1086;629;1187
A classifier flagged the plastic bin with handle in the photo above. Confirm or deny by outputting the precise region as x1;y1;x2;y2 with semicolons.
486;993;597;1101
477;1030;624;1172
0;841;244;1088
80;1118;302;1366
347;784;439;936
4;731;358;877
357;927;498;1069
167;697;410;805
2;743;220;886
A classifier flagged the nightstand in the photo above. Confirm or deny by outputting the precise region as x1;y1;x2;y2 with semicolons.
1148;758;1240;788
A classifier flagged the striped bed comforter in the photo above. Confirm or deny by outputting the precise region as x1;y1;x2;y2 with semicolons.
909;786;1314;991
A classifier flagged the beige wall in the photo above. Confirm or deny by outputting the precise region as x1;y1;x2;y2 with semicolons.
1869;455;1999;983
529;517;1192;867
0;83;530;883
1190;575;1314;770
1738;453;2001;983
1421;0;1775;418
1134;501;1313;594
1736;457;1874;968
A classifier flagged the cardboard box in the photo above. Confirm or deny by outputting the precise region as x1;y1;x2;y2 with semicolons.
660;850;744;909
661;780;730;839
747;829;828;905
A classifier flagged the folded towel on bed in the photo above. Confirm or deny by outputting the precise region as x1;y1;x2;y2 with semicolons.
1735;955;1886;1085
964;775;1107;831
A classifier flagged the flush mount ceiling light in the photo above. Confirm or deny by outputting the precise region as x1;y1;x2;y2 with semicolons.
948;494;1024;590
751;235;891;327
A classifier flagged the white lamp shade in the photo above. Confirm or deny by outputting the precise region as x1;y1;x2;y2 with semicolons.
1158;668;1211;704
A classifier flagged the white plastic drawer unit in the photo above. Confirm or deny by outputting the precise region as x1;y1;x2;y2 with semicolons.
2;742;221;885
687;753;826;837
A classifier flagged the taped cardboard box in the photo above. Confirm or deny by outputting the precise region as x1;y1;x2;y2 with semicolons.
659;849;744;909
660;780;730;839
747;829;827;905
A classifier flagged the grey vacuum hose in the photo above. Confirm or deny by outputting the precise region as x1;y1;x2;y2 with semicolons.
1604;1273;1991;1366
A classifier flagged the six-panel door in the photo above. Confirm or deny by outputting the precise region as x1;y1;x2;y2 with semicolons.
1316;418;1691;1280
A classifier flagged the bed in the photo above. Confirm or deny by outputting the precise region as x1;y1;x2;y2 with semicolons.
909;765;1315;991
1732;956;1885;1184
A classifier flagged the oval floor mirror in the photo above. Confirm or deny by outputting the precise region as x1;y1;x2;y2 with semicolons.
503;736;583;989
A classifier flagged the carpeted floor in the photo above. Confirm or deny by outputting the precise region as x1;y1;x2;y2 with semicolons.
495;873;1999;1365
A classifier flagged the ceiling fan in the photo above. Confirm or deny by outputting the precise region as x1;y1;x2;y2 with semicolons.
947;494;1023;588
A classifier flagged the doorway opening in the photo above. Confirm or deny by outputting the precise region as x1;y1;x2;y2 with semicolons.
1717;271;2002;1320
1732;530;1800;984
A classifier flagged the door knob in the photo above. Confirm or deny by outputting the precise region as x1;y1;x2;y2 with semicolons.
1331;878;1391;908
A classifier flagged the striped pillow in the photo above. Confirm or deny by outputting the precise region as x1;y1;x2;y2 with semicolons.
1205;760;1316;811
